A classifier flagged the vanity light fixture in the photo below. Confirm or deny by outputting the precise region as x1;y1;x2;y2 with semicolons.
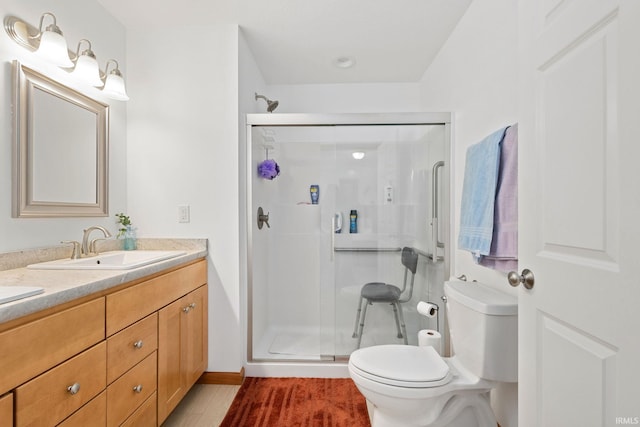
102;59;130;101
4;13;130;101
71;39;103;87
4;12;73;67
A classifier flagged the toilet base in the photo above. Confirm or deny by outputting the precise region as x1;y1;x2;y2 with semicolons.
366;391;496;427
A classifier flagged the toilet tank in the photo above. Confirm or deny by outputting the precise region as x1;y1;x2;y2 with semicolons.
444;281;517;382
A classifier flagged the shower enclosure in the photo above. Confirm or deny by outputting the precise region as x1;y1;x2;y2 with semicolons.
245;114;450;364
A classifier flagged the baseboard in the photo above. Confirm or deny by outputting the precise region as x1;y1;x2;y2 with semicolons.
197;367;245;385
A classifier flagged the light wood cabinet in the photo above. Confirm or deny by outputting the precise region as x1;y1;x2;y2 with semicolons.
120;392;157;427
57;391;106;427
157;284;208;424
106;261;207;336
0;258;207;427
15;342;106;427
0;298;105;394
106;352;157;427
107;313;158;384
0;393;13;427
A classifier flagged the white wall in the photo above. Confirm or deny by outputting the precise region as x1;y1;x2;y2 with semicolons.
126;24;242;372
238;28;269;364
417;0;519;425
0;0;127;251
266;82;421;113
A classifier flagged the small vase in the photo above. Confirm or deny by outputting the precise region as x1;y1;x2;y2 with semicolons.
123;225;137;251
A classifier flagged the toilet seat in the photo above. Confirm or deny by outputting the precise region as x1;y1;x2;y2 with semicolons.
349;345;452;388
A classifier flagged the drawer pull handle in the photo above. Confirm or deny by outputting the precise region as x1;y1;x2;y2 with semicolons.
133;384;143;393
182;306;191;313
133;340;144;349
67;383;81;395
189;302;196;309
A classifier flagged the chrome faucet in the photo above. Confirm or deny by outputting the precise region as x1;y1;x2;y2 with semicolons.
81;226;112;256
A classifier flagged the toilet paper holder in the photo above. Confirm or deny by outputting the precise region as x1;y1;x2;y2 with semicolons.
417;301;440;333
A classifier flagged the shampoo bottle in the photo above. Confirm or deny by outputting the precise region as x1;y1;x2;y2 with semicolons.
349;210;358;233
310;185;319;204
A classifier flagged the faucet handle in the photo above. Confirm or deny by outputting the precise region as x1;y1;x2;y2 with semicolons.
89;238;108;255
61;241;81;259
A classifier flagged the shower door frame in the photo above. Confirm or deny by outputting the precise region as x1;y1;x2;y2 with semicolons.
244;113;453;367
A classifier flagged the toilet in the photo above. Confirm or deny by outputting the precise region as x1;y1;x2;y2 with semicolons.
348;280;517;427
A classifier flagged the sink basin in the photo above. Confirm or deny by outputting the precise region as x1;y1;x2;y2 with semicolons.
27;250;187;270
0;286;45;304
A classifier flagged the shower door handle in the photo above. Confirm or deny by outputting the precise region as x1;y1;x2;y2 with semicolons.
431;161;445;258
331;216;335;261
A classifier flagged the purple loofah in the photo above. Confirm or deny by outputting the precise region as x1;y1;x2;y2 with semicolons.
258;159;280;180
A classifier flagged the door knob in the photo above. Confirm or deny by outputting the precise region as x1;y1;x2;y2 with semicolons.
507;269;535;289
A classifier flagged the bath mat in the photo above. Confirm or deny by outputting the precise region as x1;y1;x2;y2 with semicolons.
219;377;370;427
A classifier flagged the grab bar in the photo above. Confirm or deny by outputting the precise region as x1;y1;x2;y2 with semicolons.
334;247;401;253
431;161;445;258
334;247;442;261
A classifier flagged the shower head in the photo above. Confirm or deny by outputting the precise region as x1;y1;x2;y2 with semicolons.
255;92;279;113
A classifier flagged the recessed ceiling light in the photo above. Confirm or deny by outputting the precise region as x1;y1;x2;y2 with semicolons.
334;56;356;69
352;151;365;160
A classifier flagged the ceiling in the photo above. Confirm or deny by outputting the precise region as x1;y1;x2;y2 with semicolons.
97;0;472;85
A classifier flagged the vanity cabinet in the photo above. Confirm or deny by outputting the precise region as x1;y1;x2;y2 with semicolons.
15;341;106;426
0;393;13;427
0;258;207;427
106;351;157;427
157;284;208;424
57;392;106;427
0;298;105;395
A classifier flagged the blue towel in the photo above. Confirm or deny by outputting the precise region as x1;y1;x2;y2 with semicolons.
458;127;508;261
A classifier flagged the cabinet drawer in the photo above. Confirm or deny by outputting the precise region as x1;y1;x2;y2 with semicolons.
106;260;206;335
107;313;158;384
57;391;106;427
106;351;157;427
0;298;105;393
0;393;12;427
120;391;157;427
15;341;106;427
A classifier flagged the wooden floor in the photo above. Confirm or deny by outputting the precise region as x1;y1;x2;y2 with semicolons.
161;384;241;427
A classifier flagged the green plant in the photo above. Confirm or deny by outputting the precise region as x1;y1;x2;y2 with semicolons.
115;213;132;238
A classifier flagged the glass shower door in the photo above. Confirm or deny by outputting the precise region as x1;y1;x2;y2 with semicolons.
250;126;338;361
248;119;448;362
331;124;446;356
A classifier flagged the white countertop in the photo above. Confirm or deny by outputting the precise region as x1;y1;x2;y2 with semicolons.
0;239;207;324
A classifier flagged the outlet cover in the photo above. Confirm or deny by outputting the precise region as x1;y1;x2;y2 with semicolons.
178;205;190;223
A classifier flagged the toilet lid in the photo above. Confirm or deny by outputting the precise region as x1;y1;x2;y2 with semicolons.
349;345;451;388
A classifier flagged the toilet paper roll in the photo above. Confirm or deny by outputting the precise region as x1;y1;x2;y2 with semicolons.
417;301;438;318
418;329;442;355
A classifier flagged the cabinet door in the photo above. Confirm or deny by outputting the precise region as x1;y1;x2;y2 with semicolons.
157;285;208;424
0;393;12;427
157;297;185;424
184;285;208;388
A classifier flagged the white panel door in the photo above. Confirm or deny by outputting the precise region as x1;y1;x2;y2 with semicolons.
518;0;640;426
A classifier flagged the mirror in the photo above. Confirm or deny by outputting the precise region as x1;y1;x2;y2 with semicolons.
12;61;109;217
